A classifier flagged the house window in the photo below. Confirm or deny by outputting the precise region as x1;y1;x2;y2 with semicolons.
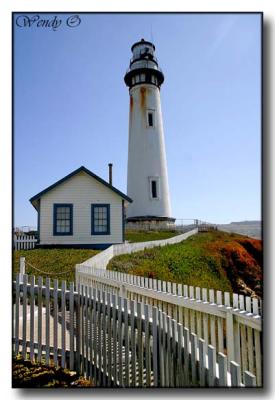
53;204;73;235
147;110;155;127
91;204;110;235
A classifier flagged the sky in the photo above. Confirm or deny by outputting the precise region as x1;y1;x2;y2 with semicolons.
13;12;262;227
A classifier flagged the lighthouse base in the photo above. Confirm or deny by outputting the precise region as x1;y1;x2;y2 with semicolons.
126;216;176;231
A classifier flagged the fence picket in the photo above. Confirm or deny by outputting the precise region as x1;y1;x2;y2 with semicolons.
29;275;35;362
218;352;227;386
247;326;254;373
167;316;173;386
198;338;206;386
102;292;107;386
254;329;262;386
162;312;169;386
230;361;241;387
93;289;98;384
53;279;58;367
98;291;102;386
37;276;43;363
202;288;208;346
107;292;112;386
183;327;190;385
22;275;28;359
208;345;216;387
171;319;177;386
14;275;20;356
176;323;183;387
124;298;130;387
190;333;198;385
240;324;248;380
69;282;75;371
244;371;256;387
137;302;143;387
144;304;151;387
252;298;259;315
158;310;165;387
75;284;81;373
216;291;224;353
85;286;89;379
112;294;118;385
45;277;50;366
61;280;66;369
233;293;239;309
130;300;137;387
209;290;216;349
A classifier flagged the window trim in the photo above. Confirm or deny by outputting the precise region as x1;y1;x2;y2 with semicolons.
91;204;111;235
53;203;73;236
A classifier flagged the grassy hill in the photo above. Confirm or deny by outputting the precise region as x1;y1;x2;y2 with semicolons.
125;230;177;243
13;249;99;285
108;231;263;297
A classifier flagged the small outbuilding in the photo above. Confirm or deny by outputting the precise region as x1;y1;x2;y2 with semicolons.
29;166;132;249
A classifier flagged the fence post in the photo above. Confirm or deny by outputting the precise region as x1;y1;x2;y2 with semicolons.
19;257;25;282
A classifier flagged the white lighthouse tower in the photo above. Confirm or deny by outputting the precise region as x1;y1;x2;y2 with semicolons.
124;39;174;226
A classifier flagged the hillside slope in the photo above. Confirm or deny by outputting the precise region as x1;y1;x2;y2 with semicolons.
107;231;263;297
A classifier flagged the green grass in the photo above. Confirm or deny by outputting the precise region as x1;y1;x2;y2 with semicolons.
108;231;263;294
125;230;178;243
13;248;99;285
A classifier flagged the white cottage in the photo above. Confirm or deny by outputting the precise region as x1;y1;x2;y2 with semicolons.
29;166;132;249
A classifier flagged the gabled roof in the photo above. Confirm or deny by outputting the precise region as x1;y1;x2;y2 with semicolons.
29;166;132;210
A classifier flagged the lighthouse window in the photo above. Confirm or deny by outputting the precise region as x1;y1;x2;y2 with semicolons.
151;180;158;199
140;73;145;82
132;77;135;85
148;112;154;127
136;75;140;83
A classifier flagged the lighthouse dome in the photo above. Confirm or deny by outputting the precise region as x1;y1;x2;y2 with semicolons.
124;38;164;88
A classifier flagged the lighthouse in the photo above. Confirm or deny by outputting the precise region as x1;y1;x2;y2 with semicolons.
124;39;174;226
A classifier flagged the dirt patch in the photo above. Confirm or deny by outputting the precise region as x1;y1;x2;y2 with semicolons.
12;356;95;388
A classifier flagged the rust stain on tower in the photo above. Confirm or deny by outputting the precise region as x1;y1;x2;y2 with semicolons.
130;95;133;112
140;86;146;111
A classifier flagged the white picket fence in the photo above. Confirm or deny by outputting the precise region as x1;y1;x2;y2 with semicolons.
14;235;37;250
13;274;258;387
75;267;262;386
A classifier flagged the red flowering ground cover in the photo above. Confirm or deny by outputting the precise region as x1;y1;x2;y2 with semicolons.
108;231;262;298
